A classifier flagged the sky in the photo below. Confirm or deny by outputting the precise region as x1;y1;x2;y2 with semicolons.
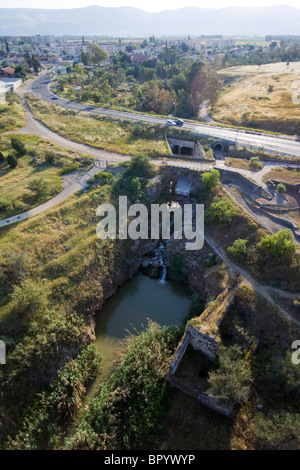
0;1;299;12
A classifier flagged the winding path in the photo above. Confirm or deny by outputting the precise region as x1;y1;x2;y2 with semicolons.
1;74;299;329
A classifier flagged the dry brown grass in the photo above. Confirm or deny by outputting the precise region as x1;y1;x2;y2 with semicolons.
262;167;300;184
213;62;300;134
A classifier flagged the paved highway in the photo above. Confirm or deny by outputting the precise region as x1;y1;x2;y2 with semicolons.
28;73;300;158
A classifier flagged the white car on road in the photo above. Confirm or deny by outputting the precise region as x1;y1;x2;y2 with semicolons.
166;119;176;126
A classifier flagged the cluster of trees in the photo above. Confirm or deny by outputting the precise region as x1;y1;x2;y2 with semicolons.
80;44;108;66
61;46;222;118
222;39;300;68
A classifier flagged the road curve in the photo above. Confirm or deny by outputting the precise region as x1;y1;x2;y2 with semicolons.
28;72;300;158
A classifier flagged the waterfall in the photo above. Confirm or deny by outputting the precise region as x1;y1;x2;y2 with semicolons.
158;243;167;285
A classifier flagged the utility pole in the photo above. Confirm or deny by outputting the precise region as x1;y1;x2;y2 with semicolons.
235;106;244;148
173;101;177;118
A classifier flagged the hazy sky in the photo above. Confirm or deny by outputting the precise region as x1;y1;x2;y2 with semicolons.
1;1;299;12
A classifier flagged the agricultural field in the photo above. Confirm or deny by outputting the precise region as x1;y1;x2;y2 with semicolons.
212;62;300;135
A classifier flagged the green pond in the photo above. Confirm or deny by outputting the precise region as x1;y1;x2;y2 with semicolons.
95;273;190;372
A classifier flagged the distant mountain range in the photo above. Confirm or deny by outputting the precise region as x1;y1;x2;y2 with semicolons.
0;5;300;37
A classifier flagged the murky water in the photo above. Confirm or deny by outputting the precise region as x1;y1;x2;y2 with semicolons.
95;273;190;373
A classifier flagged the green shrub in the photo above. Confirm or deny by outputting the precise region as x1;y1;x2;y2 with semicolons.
255;412;300;449
45;151;56;165
65;322;179;450
277;183;286;193
227;239;248;260
0;151;4;163
259;229;296;261
249;157;263;171
124;154;155;178
94;171;113;182
10;136;26;156
205;252;217;267
206;197;238;227
4;344;102;450
207;344;253;405
169;252;187;282
60;161;80;175
189;292;204;317
7;153;18;168
201;168;220;192
28;178;50;198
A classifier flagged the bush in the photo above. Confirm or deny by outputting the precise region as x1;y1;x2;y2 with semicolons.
65;322;179;450
207;344;253;405
255;412;300;449
7;153;18;168
45;151;56;165
206;197;238;227
5;345;102;450
277;183;286;193
94;171;113;182
201;168;220;192
205;252;217;267
60;161;80;175
28;178;50;198
169;252;187;282
0;151;4;163
10;136;26;156
249;156;263;171
259;229;296;261
124;154;155;178
189;292;204;317
227;239;248;260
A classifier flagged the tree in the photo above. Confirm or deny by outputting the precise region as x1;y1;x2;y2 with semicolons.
207;344;253;404
0;151;4;163
201;168;220;192
206;197;238;226
7;154;18;168
14;64;27;81
259;229;296;260
87;44;108;66
277;183;286;193
204;67;222;109
80;50;89;66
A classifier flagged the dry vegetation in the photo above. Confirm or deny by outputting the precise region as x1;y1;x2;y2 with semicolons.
0;93;26;132
0;134;89;219
262;166;300;184
26;96;169;157
213;62;300;134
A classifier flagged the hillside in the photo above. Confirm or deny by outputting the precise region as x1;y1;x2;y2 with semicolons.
0;5;300;36
212;62;300;134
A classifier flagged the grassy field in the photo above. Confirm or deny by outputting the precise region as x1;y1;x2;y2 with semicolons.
0;134;91;219
213;62;300;135
225;157;263;171
27;96;170;157
0;93;26;132
262;166;300;184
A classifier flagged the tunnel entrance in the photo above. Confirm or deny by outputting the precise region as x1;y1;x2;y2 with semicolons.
167;137;205;159
213;142;225;152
